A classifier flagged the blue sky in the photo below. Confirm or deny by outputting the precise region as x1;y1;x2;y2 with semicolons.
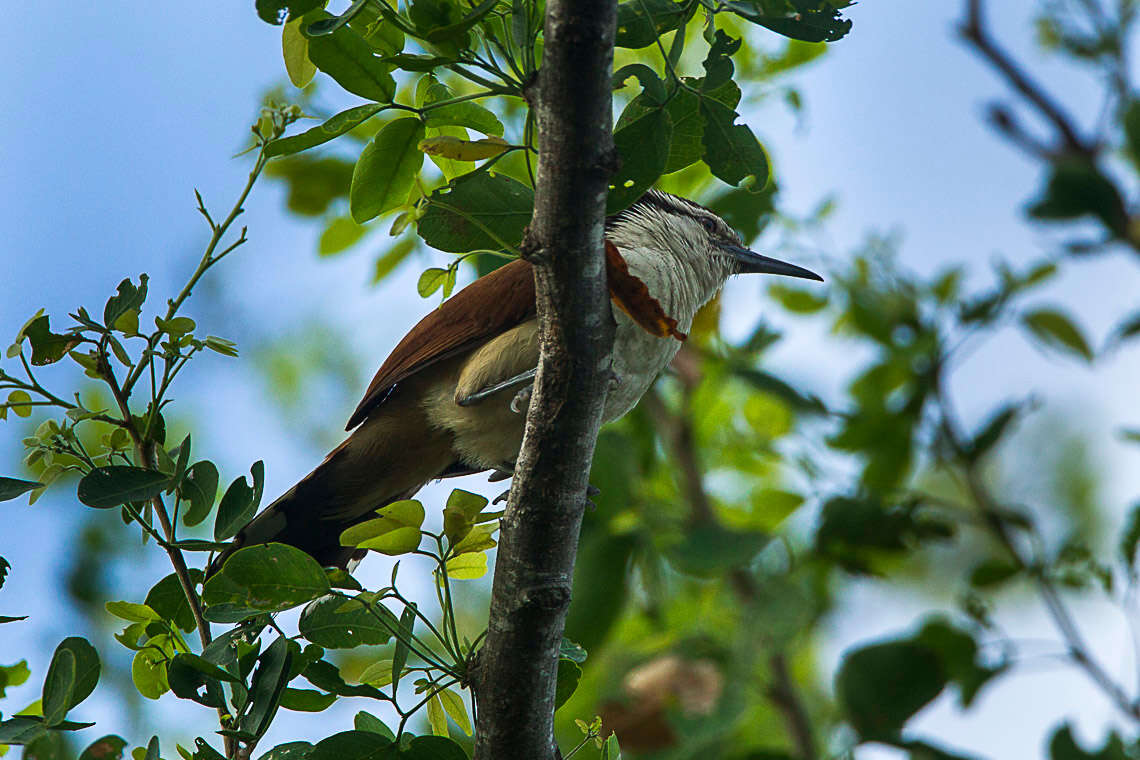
4;1;1140;757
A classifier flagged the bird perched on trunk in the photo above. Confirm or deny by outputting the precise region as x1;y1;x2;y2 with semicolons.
212;190;820;572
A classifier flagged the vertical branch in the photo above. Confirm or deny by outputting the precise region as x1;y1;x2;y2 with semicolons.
469;0;618;755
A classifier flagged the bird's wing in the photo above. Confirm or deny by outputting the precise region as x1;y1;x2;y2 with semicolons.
346;258;537;429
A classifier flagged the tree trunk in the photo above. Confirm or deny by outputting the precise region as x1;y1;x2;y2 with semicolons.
469;0;618;755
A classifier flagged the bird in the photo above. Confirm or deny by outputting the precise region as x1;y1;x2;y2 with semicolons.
211;190;821;572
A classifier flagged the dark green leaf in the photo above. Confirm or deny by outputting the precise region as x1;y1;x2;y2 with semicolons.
1124;100;1140;170
666;522;768;576
214;471;256;541
41;647;76;726
240;637;293;739
257;742;313;760
555;659;581;709
1048;724;1128;760
700;99;770;189
836;640;945;741
350;118;426;223
418;172;533;253
732;367;828;415
104;276;148;329
180;461;220;527
203;543;331;621
725;0;852;42
302;659;386;699
354;712;395;740
0;717;48;745
24;316;79;366
168;653;231;709
307;731;392;760
965;403;1023;461
268;104;385;157
0;476;44;502
306;16;396;102
410;0;498;43
968;559;1020;588
1029;158;1128;236
608;104;672;212
614;0;690;48
1021;309;1094;362
280;687;337;712
298;595;398;648
145;570;204;632
43;637;100;717
391;604;417;690
79;736;128;760
401;736;467;760
256;0;324;24
78;467;169;509
559;638;588;664
1120;502;1140;571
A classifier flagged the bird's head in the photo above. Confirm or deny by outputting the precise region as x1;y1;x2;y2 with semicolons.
606;190;822;296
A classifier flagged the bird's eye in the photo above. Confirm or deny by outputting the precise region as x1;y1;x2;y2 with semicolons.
700;217;719;236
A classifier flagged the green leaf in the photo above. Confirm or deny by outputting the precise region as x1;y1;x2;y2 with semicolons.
240;637;293;739
725;0;853;42
700;98;770;189
340;499;425;555
319;216;370;256
1120;501;1140;571
298;595;398;648
78;467;169;510
257;0;324;24
0;660;31;698
1049;723;1128;760
131;642;170;699
268;104;384;157
968;559;1021;588
391;604;416;691
24;316;78;366
280;687;337;712
443;552;487;579
614;0;690;48
422;82;503;136
1029;158;1128;235
417;268;449;298
257;742;313;760
836;640;945;741
283;16;318;87
409;0;498;44
306;15;396;101
554;659;581;710
5;390;33;418
1124;100;1140;170
666;522;768;576
350;118;426;223
145;570;205;633
0;477;44;502
168;654;230;708
354;712;395;740
0;717;47;746
768;282;827;313
1021;309;1094;362
41;648;76;726
214;463;263;541
600;734;621;760
559;638;588;664
608;105;672;213
79;736;127;760
180;461;220;527
203;543;331;621
307;731;392;760
105;601;161;623
104;276;148;329
418;172;533;253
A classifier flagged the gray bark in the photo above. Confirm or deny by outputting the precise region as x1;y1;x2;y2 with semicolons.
469;0;618;755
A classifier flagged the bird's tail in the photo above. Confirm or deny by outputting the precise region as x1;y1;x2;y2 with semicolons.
207;416;454;576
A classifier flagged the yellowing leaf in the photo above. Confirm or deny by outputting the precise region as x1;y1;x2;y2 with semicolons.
451;522;498;556
426;693;448;736
437;688;471;735
283;18;317;88
444;552;488;580
417;135;510;161
358;660;393;688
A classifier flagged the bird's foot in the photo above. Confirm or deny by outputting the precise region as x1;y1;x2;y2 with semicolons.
510;384;532;414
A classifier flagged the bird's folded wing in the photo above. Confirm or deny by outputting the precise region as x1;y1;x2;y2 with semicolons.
346;258;537;429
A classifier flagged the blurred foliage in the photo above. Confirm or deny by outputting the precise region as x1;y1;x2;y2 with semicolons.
8;0;1140;759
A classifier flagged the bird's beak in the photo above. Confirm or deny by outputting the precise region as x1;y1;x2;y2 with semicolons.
721;243;823;282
